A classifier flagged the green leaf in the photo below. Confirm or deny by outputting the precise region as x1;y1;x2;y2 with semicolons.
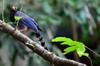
61;39;75;46
51;37;72;42
76;42;85;53
76;52;89;57
83;53;89;57
75;42;85;57
52;37;88;57
63;46;76;54
77;51;84;57
14;16;22;21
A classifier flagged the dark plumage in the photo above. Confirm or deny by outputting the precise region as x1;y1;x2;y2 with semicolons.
10;5;46;47
10;5;41;36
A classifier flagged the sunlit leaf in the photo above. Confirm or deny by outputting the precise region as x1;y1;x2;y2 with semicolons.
52;36;88;57
14;16;22;21
51;37;72;42
83;53;89;57
64;46;76;54
75;42;85;57
61;39;75;46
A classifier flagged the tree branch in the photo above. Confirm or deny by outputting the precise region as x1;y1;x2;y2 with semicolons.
0;20;86;66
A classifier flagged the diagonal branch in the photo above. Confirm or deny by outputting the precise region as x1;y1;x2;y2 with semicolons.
0;20;86;66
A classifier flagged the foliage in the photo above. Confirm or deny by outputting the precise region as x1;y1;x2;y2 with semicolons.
52;37;89;57
14;16;22;21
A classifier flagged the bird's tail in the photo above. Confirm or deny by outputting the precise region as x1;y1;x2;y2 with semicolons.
35;33;47;49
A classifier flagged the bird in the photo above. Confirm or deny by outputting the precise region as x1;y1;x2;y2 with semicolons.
10;5;45;47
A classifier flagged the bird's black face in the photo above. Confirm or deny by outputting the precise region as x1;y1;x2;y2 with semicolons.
10;12;15;22
10;5;17;22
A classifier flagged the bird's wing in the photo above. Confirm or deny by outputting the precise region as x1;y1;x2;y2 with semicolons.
19;17;40;33
31;18;42;31
15;11;42;31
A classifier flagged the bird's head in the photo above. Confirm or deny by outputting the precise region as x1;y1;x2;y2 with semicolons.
10;5;17;22
11;5;17;12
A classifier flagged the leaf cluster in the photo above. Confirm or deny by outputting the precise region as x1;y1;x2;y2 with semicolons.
52;37;89;57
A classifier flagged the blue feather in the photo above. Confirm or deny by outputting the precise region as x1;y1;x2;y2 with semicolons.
15;11;41;33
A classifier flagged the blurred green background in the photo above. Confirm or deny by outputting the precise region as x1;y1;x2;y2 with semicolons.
0;0;100;66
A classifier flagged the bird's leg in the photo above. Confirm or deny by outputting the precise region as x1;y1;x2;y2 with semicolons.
14;21;19;31
16;21;19;29
14;23;17;30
